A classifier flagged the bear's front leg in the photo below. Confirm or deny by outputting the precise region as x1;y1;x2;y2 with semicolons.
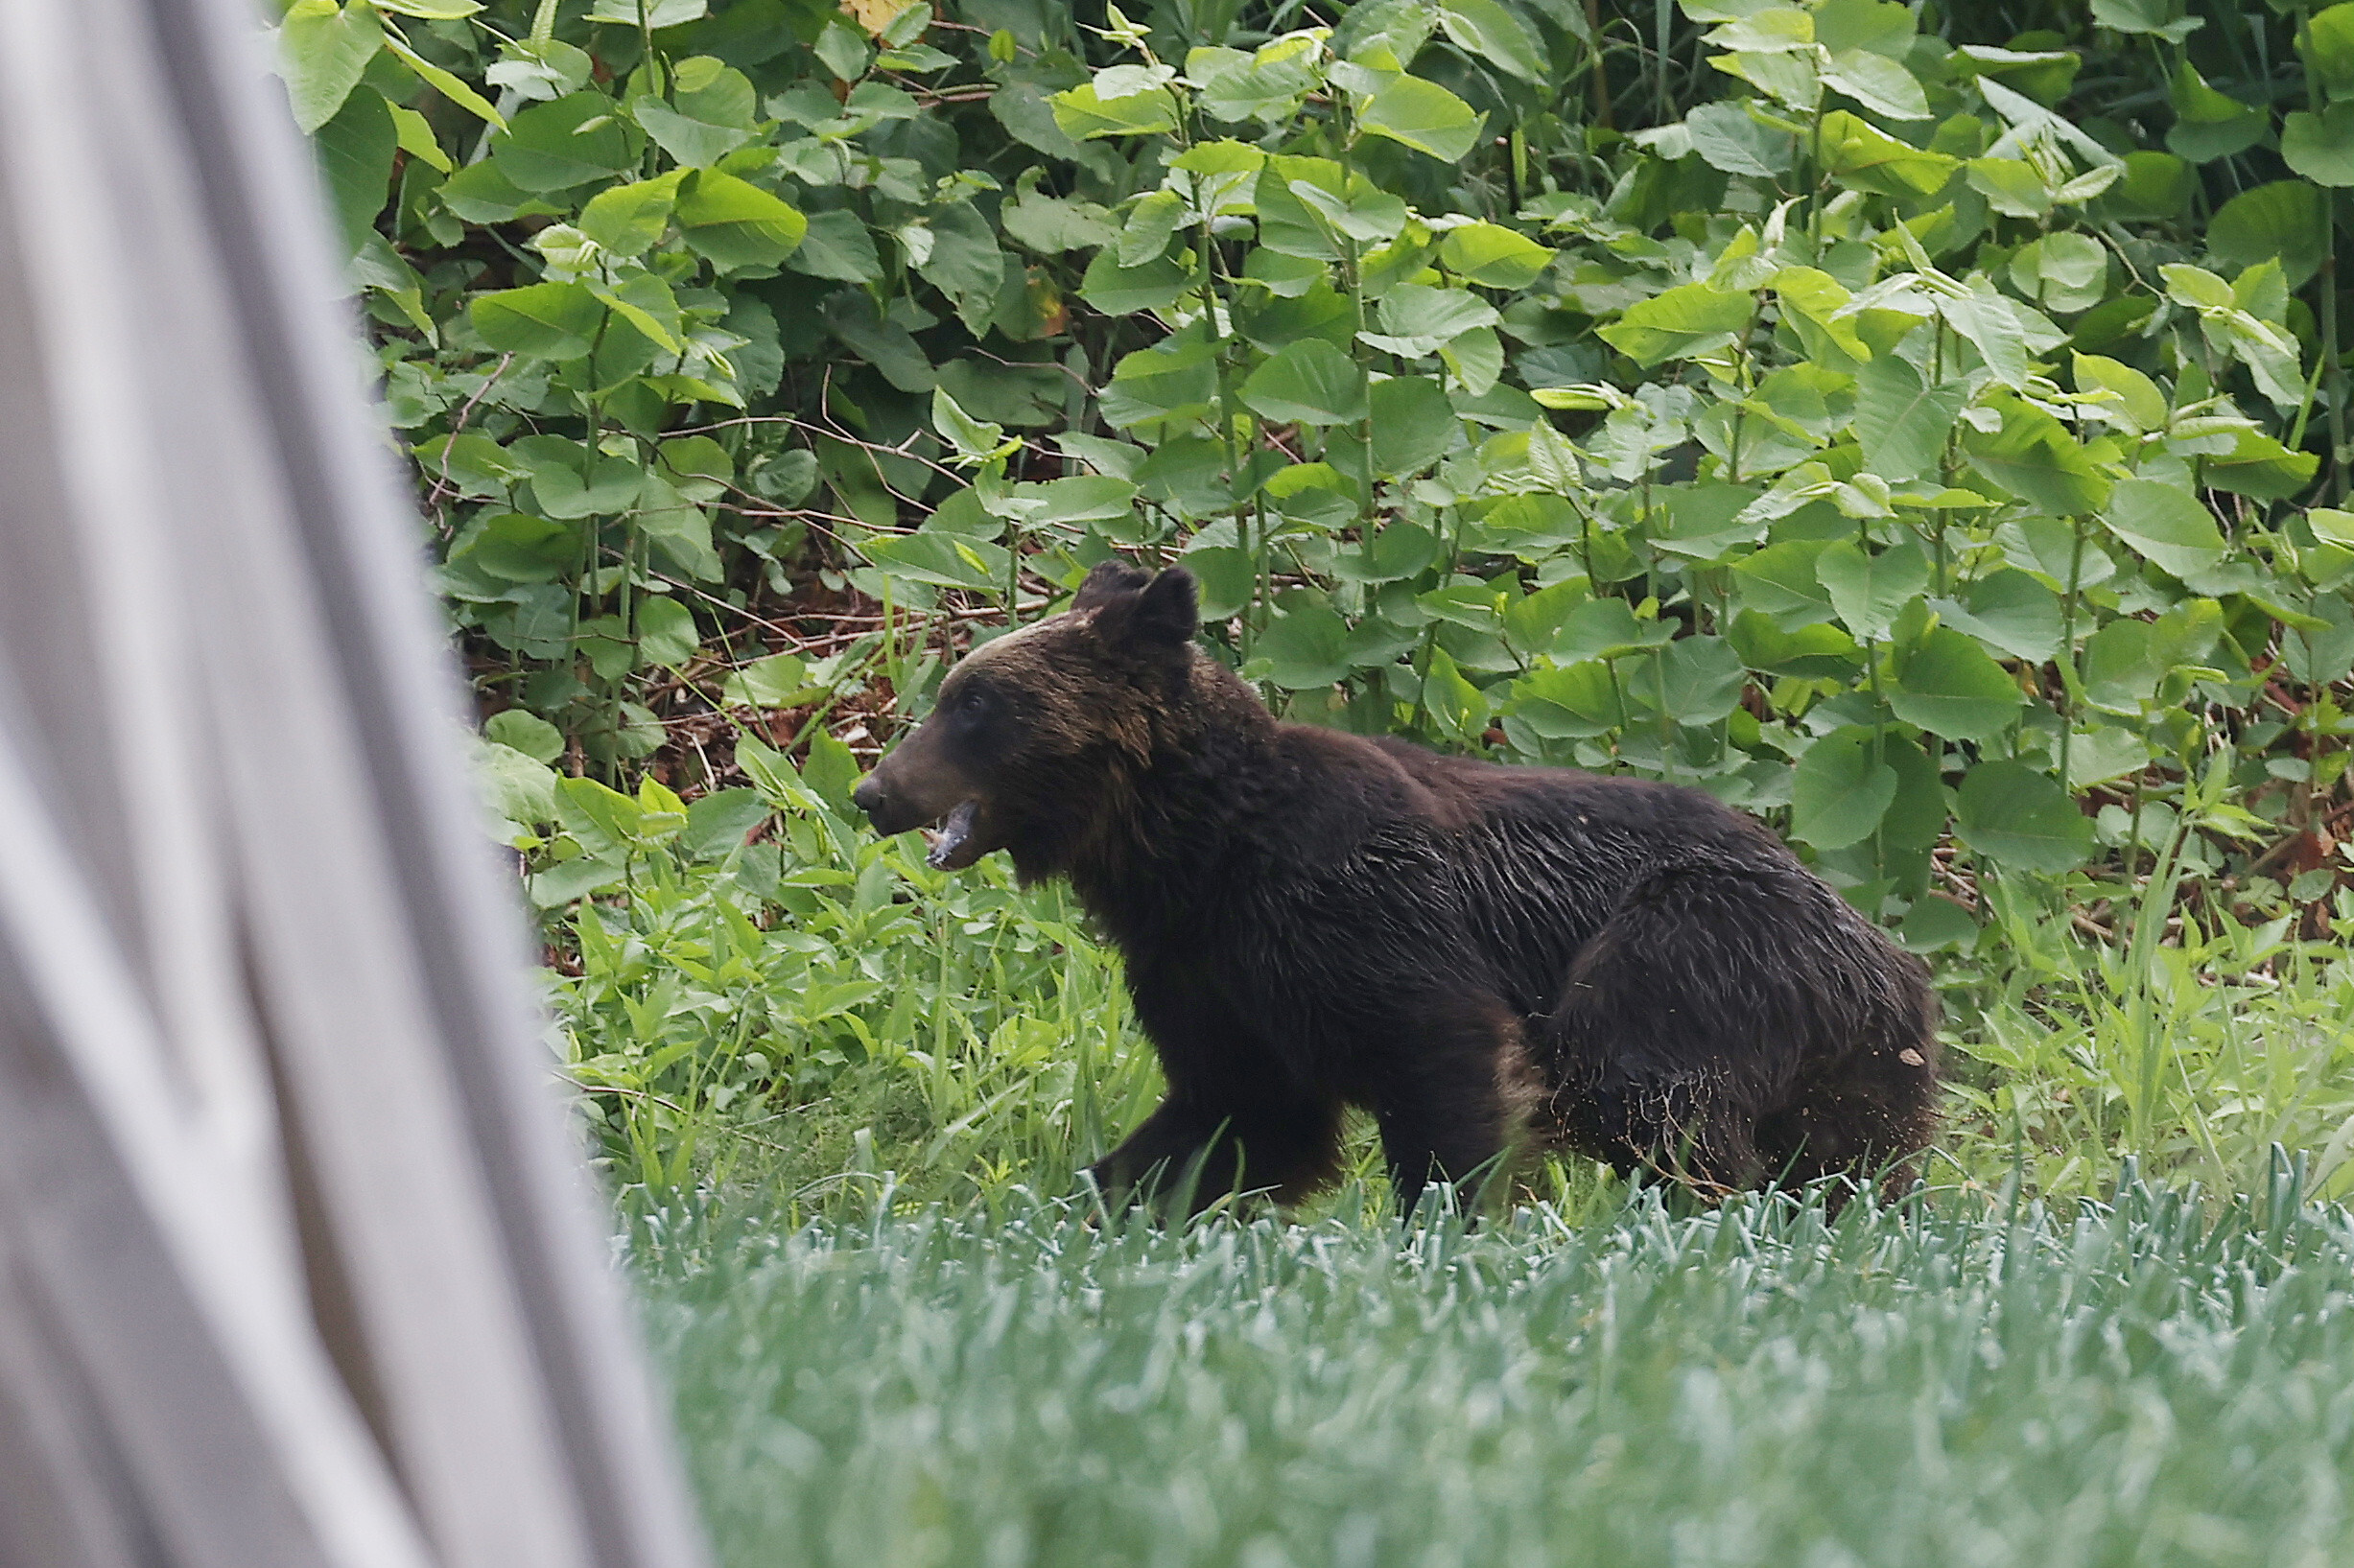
1367;995;1533;1216
1087;1091;1344;1216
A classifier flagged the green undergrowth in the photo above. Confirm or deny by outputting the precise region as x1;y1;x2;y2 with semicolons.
634;1171;2354;1568
542;748;2354;1212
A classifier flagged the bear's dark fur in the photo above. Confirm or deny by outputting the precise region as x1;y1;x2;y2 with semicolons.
854;561;1940;1213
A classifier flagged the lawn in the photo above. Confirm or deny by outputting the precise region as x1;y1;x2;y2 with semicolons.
639;1172;2354;1568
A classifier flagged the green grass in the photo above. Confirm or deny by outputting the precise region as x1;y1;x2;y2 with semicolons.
636;1173;2354;1568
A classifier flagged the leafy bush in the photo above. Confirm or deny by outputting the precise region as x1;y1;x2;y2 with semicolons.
282;0;2354;1184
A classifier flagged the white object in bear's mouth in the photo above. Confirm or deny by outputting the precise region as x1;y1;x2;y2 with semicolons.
924;799;981;870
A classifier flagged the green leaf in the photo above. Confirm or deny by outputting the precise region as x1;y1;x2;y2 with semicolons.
1258;601;1354;689
1821;48;1929;120
2207;181;2329;290
1932;570;2061;664
675;171;807;269
1853;355;1966;481
1597;283;1753;367
577;175;682;256
583;0;708;22
1080;249;1194;314
484;709;563;764
1436;0;1544;82
1369;376;1458;479
1936;279;2028;390
1637;636;1748;725
1355;75;1486;164
1953;761;2093;873
1818;538;1928;641
2092;0;2202;40
635;596;700;667
1732;538;1838;627
470;282;606;360
1683;101;1797;176
278;0;383;133
2166;61;2265;163
2104;479;2225;581
915;202;1005;330
492;92;637;191
2071;352;2168;433
1421;646;1492;743
1238;340;1370;426
1436;222;1556;289
1790;727;1899;851
859;530;1013;591
1964;398;2109;516
633;91;753;168
1816;110;1956;197
2283;103;2354;187
720;653;817;710
1051;80;1180;139
372;0;486;16
2304;2;2354;92
381;32;506;129
1890;627;2023;741
314;85;396;255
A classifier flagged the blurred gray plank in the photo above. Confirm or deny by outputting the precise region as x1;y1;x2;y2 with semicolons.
0;3;711;1566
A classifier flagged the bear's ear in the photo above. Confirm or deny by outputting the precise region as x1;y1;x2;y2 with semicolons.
1123;567;1198;648
1071;557;1151;611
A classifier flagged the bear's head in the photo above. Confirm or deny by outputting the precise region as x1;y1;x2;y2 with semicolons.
851;559;1204;878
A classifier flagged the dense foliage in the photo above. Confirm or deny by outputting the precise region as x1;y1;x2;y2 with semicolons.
279;0;2354;1195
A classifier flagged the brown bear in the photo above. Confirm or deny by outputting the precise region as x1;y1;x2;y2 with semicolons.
853;560;1940;1214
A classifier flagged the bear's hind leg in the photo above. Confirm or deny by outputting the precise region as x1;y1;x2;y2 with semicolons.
1368;995;1538;1216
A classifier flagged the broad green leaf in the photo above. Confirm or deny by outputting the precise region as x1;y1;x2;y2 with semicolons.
2305;2;2354;92
859;530;1012;591
1935;279;2028;389
2283;103;2354;187
493;92;637;191
1238;340;1370;426
453;512;577;581
1369;376;1458;479
1355;75;1485;163
279;0;383;133
1437;0;1544;82
314;86;396;255
1953;761;2093;873
1363;284;1499;357
720;653;817;710
1931;570;2061;663
633;90;755;167
510;434;643;517
483;709;563;764
1421;646;1492;744
1598;283;1753;367
2070;352;2167;433
1964;398;2109;516
1636;636;1747;725
1258;601;1353;689
387;103;452;173
1816;110;1955;196
470;281;606;359
1554;597;1674;661
2104;479;2225;580
1818;537;1928;641
2208;181;2329;289
2092;0;2201;40
1853;354;1966;480
1683;101;1796;176
2166;61;2265;163
1790;727;1898;851
1732;538;1838;627
1509;661;1625;738
372;0;484;16
915;202;1005;330
1437;222;1555;289
1080;249;1194;314
380;33;506;129
635;596;700;667
1051;81;1180;139
675;171;808;269
1728;612;1862;678
1890;626;2023;740
1821;48;1929;120
583;0;708;22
